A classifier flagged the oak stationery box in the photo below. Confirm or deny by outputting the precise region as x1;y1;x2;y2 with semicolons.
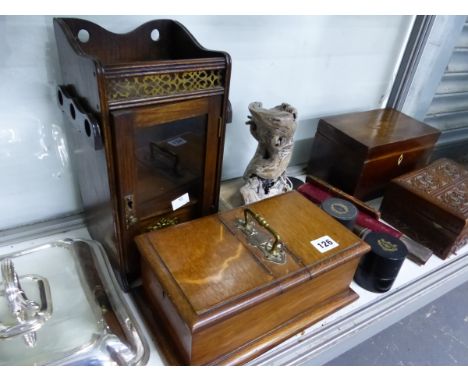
381;158;468;259
135;191;370;365
54;18;231;289
307;108;440;200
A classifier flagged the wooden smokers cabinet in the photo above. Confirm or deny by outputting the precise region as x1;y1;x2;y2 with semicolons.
54;18;231;288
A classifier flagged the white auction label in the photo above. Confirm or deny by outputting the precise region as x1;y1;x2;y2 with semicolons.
167;136;187;147
310;235;339;253
171;193;190;211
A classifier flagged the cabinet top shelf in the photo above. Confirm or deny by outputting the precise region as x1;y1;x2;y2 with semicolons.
54;18;230;67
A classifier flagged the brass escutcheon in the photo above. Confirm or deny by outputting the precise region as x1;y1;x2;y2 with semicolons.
124;194;138;229
397;153;404;166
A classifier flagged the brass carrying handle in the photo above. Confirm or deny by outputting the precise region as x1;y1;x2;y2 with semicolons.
242;208;282;253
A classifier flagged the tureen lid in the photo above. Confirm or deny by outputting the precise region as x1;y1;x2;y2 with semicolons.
0;239;148;366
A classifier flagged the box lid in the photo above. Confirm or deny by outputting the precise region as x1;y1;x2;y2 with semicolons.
136;191;368;329
319;108;440;158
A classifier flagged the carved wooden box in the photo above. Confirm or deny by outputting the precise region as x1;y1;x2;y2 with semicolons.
135;191;370;365
381;158;468;259
307;108;440;200
53;18;231;289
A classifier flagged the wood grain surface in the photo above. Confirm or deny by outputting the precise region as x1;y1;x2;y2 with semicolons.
54;17;231;289
307;108;440;200
381;158;468;259
136;191;370;365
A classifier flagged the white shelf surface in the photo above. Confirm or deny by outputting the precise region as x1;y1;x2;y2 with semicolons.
249;245;468;365
1;216;467;366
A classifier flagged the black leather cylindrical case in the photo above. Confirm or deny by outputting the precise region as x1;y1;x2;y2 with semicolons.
354;232;408;293
320;197;358;229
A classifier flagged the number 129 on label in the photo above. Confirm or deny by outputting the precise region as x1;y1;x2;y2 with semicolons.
310;235;339;253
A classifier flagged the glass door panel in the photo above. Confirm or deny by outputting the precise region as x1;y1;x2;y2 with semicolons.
134;115;207;220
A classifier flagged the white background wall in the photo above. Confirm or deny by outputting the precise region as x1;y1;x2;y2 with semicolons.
0;15;414;230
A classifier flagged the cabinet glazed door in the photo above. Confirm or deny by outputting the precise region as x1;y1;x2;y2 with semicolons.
111;96;223;278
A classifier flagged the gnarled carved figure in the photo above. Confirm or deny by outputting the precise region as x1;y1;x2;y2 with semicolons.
241;102;297;204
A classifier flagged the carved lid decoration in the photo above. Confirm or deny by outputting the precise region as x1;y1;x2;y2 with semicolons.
395;158;468;218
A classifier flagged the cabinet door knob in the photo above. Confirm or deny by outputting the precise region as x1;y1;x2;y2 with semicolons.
397;153;404;166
